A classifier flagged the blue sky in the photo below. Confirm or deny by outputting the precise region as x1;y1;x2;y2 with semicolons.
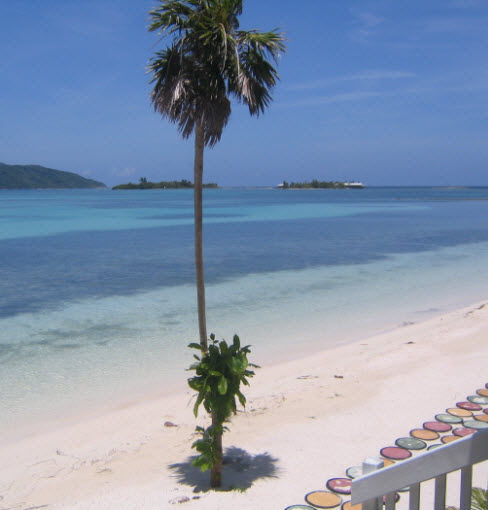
1;0;487;187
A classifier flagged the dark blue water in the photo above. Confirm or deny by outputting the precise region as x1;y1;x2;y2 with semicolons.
1;187;488;319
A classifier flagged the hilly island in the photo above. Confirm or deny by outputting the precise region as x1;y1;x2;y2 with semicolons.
0;162;106;189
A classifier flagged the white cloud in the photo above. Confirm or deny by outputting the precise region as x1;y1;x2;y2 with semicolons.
348;9;387;42
284;91;383;108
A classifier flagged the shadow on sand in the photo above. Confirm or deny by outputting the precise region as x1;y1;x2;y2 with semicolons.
169;446;280;492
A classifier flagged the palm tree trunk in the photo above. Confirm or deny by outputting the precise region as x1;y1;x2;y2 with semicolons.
194;121;208;353
195;123;223;487
210;413;223;487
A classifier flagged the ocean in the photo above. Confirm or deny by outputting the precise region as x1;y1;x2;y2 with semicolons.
2;187;488;436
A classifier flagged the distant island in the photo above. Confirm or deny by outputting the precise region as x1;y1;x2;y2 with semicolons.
112;178;219;190
0;162;106;189
279;180;364;189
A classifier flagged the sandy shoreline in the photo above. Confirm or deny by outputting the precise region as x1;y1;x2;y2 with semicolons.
1;300;488;509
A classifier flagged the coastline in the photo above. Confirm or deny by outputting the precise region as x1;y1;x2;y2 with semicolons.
1;300;488;509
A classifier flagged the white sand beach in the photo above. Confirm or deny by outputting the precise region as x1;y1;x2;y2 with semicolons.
1;301;488;510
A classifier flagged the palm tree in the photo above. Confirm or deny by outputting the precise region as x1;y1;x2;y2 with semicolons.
148;0;285;486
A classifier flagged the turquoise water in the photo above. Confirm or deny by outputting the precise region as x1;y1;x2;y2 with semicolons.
2;187;488;435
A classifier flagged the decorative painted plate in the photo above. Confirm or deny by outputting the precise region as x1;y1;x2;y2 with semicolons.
423;421;452;433
382;494;400;504
446;407;472;418
463;420;488;430
395;437;427;450
345;466;362;479
341;501;361;510
380;446;412;460
476;388;488;397
474;414;488;423
441;435;459;444
410;428;439;440
435;413;462;424
456;401;482;411
305;491;342;509
286;506;316;510
327;478;352;495
428;444;443;450
467;395;488;405
453;427;477;437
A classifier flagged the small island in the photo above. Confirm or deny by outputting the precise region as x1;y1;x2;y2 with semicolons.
0;162;106;189
112;178;219;190
278;180;364;189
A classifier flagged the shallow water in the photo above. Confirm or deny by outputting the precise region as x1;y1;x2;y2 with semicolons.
1;187;488;434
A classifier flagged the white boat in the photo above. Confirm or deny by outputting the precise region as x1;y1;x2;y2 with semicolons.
344;181;364;189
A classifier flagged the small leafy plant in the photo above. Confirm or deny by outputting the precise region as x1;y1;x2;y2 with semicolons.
188;334;258;486
446;488;487;510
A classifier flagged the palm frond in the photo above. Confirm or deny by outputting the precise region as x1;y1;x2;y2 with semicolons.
148;0;285;146
471;487;487;510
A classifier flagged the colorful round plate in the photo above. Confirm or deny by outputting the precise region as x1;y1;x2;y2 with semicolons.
341;501;361;510
474;414;488;423
411;428;439;441
447;407;472;418
380;446;412;460
305;491;342;509
485;408;488;415
467;395;488;405
476;389;488;397
395;437;427;450
453;427;477;437
463;420;488;430
435;413;463;424
457;402;482;411
286;506;315;510
383;494;400;504
346;466;362;479
424;421;452;433
441;435;459;444
428;444;443;450
327;478;352;495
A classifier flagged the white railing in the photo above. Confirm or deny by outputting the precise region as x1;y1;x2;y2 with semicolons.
351;429;488;510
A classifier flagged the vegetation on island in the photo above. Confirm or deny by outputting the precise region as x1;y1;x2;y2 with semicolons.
0;162;106;189
281;180;356;189
148;0;285;488
112;177;218;190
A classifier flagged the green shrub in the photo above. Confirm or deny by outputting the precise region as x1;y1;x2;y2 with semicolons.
188;334;258;477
